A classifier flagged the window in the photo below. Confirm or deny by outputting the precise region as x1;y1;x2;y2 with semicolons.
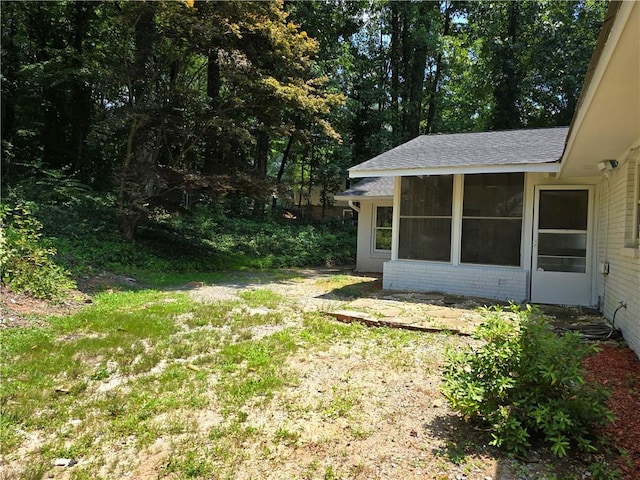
461;173;524;266
623;160;640;248
373;206;392;252
398;175;453;261
397;173;525;265
536;189;588;273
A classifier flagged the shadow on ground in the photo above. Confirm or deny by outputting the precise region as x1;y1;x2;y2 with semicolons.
318;278;383;299
425;413;591;480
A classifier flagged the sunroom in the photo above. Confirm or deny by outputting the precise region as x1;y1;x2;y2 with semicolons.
346;127;600;306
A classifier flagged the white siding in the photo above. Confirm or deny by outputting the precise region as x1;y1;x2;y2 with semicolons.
596;154;640;356
354;201;391;273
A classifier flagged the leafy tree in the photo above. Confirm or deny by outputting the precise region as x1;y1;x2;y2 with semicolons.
88;0;344;238
1;0;606;244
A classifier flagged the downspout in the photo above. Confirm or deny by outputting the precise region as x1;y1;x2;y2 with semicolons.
348;200;361;213
601;175;610;312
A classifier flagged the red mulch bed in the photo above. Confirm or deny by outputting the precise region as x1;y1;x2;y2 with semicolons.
584;343;640;480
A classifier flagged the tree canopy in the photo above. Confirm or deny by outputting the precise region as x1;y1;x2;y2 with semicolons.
1;0;606;239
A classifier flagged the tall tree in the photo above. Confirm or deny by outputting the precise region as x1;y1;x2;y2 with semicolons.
2;0;606;233
106;0;343;237
425;1;456;134
490;1;523;129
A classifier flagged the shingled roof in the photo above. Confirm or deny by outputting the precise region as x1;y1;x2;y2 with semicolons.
334;177;393;200
349;127;568;177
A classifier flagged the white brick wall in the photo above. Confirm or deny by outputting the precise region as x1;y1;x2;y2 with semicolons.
596;154;640;358
383;260;528;302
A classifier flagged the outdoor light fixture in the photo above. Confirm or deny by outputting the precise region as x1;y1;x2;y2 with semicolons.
597;159;618;172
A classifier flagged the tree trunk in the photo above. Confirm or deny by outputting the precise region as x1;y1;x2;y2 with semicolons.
306;138;315;220
404;3;435;141
70;1;95;175
400;7;411;141
1;3;18;170
404;41;428;140
118;4;156;241
120;213;143;242
203;48;223;174
39;10;68;170
405;44;428;140
272;135;294;212
425;1;453;134
390;2;400;137
297;144;309;211
253;130;270;218
491;2;521;130
42;85;69;169
133;6;155;104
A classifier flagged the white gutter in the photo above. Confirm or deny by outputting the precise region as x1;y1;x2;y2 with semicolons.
349;162;561;178
347;200;360;213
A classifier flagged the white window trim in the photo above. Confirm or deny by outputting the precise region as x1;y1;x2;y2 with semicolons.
372;205;393;254
394;173;525;268
397;176;454;263
622;160;640;256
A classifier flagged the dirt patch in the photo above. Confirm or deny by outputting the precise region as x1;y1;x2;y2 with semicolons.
204;336;506;480
0;272;146;328
76;271;141;293
186;270;637;478
0;285;89;328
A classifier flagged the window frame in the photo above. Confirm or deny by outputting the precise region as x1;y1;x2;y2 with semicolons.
397;175;454;262
396;173;525;267
372;205;393;254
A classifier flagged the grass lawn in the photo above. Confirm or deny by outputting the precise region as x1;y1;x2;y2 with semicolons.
0;272;614;479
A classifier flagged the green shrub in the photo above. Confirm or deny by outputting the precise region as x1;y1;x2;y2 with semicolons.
2;180;356;284
0;202;74;299
441;305;613;459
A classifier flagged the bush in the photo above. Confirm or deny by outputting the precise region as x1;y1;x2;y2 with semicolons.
441;305;613;459
0;202;74;299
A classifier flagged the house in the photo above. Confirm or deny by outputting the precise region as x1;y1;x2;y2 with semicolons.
334;177;394;272
291;184;351;221
336;1;639;355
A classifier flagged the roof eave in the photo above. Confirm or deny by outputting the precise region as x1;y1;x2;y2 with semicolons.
559;0;625;176
333;195;393;201
349;162;561;178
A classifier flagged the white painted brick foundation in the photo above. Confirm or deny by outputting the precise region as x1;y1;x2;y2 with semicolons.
383;260;528;302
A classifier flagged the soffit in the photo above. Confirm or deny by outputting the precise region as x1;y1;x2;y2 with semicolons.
561;1;640;177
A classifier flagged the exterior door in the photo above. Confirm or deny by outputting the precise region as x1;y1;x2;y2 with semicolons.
530;187;593;306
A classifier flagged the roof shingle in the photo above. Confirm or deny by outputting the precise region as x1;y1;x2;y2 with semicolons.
349;127;568;175
334;177;393;199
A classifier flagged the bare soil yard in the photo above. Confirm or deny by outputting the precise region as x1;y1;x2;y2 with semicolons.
1;268;635;479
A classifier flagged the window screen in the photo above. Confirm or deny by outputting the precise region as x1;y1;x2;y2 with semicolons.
461;173;524;266
398;176;453;261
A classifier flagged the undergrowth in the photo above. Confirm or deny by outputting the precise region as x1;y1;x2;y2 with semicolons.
0;202;74;299
1;181;356;293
